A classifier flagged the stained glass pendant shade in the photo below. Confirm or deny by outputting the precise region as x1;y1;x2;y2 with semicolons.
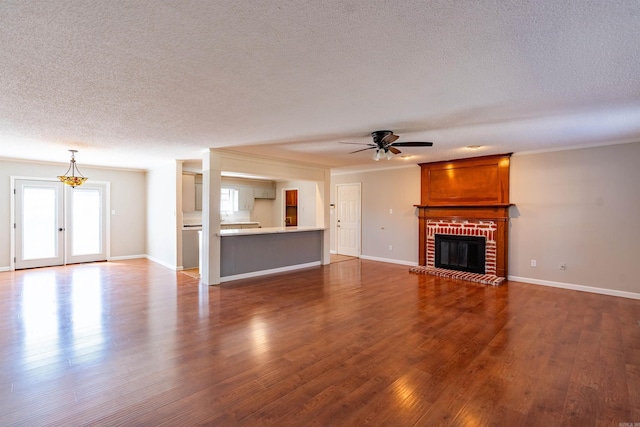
57;150;88;188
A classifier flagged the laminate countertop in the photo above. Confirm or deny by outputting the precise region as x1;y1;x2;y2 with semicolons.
218;226;325;237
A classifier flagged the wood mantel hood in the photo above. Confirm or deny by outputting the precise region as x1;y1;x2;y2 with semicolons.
415;203;513;208
415;153;513;277
417;153;512;208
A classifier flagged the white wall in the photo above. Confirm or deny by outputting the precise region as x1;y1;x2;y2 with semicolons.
0;158;146;269
509;142;640;296
146;162;179;269
330;165;421;264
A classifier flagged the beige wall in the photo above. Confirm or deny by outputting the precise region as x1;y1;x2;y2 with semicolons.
330;142;640;297
509;142;640;295
331;165;421;264
0;158;146;269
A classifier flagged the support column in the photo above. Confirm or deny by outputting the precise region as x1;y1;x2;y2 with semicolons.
201;150;222;285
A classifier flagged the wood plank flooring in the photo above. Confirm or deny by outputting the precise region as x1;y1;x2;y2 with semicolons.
0;258;639;426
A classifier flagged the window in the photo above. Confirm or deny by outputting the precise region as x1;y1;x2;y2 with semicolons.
220;187;238;212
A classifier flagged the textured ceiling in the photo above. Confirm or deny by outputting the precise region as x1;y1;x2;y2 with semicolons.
1;1;639;171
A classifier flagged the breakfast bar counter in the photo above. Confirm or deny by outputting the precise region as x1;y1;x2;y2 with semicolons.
218;226;326;281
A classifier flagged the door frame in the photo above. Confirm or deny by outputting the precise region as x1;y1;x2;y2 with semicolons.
10;176;111;271
336;182;361;257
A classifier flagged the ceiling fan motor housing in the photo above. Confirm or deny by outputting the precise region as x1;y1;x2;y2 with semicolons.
371;130;394;146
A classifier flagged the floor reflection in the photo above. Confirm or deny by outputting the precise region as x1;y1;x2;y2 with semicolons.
71;267;105;362
21;270;62;370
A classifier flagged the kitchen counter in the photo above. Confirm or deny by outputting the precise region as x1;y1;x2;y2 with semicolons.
218;226;324;281
183;222;261;231
218;226;324;236
220;222;260;230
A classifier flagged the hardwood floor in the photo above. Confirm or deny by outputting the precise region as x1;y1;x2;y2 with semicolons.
0;259;638;426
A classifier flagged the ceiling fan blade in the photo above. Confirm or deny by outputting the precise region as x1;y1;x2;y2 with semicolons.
388;146;401;155
390;141;434;147
339;141;375;146
381;133;399;144
349;147;376;154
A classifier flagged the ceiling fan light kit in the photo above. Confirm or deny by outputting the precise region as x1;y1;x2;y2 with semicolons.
340;130;433;161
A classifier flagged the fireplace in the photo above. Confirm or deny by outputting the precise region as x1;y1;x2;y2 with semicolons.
435;234;486;274
426;219;498;276
413;154;513;285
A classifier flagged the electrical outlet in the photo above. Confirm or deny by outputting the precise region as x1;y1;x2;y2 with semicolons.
389;209;393;214
388;245;393;251
560;262;566;270
530;259;537;267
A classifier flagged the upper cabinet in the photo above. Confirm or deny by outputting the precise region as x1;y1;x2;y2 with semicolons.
237;187;255;211
286;190;298;206
194;174;203;211
183;173;203;212
254;187;276;199
182;174;196;212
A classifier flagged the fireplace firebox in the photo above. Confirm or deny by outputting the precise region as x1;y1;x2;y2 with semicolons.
435;234;486;274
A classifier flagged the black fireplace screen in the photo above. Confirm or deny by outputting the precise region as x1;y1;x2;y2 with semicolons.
435;234;486;274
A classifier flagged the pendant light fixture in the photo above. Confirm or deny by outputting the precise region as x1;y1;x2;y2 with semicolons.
57;150;88;188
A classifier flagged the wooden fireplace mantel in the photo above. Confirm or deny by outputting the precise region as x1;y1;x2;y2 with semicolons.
415;154;513;277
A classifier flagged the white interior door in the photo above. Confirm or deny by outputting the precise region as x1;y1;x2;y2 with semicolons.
14;179;107;269
337;183;361;257
15;179;65;269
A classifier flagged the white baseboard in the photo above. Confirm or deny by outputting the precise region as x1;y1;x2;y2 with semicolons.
108;254;146;261
359;255;418;267
220;261;321;283
0;266;10;272
144;255;179;271
508;275;640;300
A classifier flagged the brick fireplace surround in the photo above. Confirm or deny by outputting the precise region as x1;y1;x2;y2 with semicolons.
411;154;512;286
415;219;504;285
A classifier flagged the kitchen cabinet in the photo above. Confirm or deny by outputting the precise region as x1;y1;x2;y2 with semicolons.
254;187;276;199
194;175;203;210
285;189;298;226
182;174;196;212
182;229;199;268
237;187;255;211
286;190;298;206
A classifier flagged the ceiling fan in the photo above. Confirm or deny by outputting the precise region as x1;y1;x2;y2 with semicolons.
340;130;433;160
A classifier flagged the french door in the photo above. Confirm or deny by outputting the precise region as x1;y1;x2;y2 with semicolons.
14;179;107;269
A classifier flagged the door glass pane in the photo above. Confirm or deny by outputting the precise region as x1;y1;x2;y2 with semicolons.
71;189;101;256
23;187;58;260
